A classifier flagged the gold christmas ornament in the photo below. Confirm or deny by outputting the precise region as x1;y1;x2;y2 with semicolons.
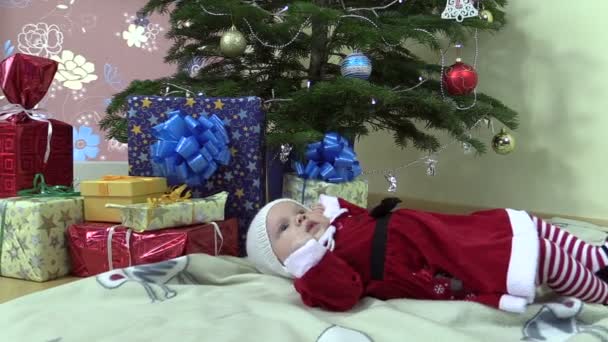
480;10;494;23
492;128;515;155
220;26;247;58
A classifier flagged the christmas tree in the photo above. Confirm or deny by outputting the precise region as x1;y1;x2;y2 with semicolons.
102;0;517;155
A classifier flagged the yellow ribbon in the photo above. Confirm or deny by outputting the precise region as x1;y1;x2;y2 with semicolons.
147;184;192;208
145;185;192;227
98;175;152;196
101;175;145;181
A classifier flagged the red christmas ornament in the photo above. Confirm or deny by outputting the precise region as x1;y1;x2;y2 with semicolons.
442;60;478;96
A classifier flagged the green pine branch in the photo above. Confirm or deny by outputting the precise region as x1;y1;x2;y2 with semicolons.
103;0;518;154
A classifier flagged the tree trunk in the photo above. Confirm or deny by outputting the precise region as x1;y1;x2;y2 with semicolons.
308;1;329;82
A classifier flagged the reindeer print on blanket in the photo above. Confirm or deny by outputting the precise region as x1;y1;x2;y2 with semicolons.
96;256;199;302
522;297;608;341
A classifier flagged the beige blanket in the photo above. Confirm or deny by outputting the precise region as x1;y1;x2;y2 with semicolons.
1;217;608;342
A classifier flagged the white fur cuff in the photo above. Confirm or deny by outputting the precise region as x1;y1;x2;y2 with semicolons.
284;239;327;278
319;194;348;222
499;294;528;314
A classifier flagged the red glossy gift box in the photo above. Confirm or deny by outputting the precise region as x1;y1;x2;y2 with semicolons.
0;53;73;197
67;218;239;277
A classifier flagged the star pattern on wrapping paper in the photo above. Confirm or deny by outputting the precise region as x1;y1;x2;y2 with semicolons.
151;207;171;222
47;269;61;280
138;153;149;162
3;220;15;240
131;125;142;135
314;184;330;197
230;147;238;157
38;214;58;237
244;201;253;211
191;189;202;198
238;110;248;119
251;124;261;134
128;109;137;118
222;117;231;126
232;131;242;140
205;182;215;191
142;98;152;108
50;236;60;249
224;171;234;182
148;116;159;125
252;179;260;188
246;161;257;172
59;209;72;226
214;99;224;109
30;235;41;247
8;245;19;261
18;266;29;280
235;188;245;199
30;254;44;269
186;97;196;107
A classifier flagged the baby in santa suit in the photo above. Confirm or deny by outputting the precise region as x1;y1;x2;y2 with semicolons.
246;195;608;313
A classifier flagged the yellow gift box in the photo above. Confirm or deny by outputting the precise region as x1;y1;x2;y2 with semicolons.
0;196;84;282
282;173;368;208
106;191;228;232
80;176;167;222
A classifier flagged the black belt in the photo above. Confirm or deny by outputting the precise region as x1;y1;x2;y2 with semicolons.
370;212;391;281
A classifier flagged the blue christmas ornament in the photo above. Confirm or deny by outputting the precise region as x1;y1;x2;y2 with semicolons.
340;52;372;80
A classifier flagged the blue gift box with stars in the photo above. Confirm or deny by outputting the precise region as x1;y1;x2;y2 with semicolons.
127;95;265;253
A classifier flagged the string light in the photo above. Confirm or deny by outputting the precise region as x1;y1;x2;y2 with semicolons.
243;17;310;49
195;1;489;187
346;0;405;17
361;119;485;177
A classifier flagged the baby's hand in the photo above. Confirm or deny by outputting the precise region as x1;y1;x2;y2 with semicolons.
311;203;325;214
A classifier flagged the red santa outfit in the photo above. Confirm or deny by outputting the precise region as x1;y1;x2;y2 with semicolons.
246;195;608;313
281;195;539;313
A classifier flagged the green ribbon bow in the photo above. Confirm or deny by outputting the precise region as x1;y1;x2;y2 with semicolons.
17;173;80;197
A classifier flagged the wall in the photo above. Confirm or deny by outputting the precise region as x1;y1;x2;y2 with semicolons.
357;0;608;220
0;0;173;161
2;1;605;220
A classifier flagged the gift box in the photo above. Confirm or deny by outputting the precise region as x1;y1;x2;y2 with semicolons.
283;173;369;208
107;191;228;232
283;132;367;208
0;196;84;281
0;53;73;198
80;176;167;222
67;218;239;277
127;96;265;250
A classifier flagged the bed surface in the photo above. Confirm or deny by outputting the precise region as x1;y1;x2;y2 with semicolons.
1;217;607;342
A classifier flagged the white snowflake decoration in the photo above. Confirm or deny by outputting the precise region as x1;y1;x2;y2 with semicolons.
434;284;446;295
441;0;479;22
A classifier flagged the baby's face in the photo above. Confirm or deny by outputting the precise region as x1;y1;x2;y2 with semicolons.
266;201;331;263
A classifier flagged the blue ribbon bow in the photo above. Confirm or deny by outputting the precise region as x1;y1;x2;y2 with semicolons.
150;110;231;186
292;132;362;183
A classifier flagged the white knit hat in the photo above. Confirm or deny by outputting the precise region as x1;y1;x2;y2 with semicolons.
246;198;304;278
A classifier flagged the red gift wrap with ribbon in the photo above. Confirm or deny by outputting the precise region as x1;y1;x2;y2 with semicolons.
0;53;73;198
67;218;239;277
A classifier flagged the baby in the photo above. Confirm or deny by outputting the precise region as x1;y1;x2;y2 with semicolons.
246;195;608;313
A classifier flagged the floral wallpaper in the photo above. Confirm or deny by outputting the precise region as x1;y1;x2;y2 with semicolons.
0;0;175;161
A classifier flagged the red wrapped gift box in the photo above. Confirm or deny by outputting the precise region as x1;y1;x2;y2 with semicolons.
67;218;239;277
0;53;73;197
